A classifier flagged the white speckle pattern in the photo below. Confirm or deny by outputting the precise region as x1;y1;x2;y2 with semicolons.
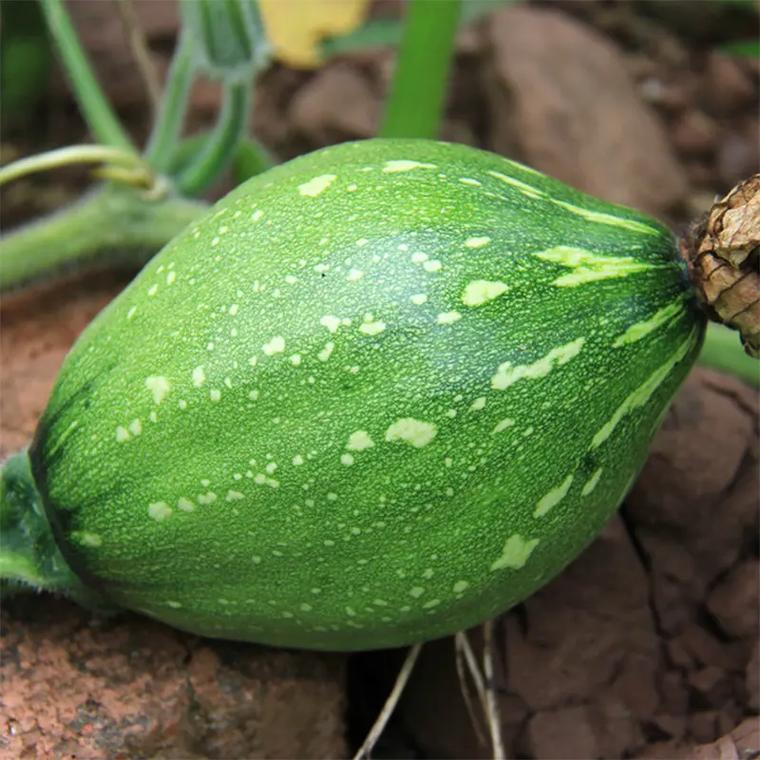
318;342;335;362
436;311;461;325
298;174;337;197
192;366;206;387
462;280;509;307
346;431;374;451
145;376;171;404
359;318;386;336
464;236;491;249
385;418;438;448
410;293;428;305
382;160;436;173
320;315;342;334
262;336;285;355
492;418;515;434
148;501;172;522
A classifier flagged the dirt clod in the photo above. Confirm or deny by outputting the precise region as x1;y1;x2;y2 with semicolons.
483;5;688;216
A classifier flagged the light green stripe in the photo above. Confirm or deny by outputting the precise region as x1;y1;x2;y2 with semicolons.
591;328;697;449
491;337;585;390
550;199;660;236
612;298;686;347
487;170;545;200
581;467;603;497
534;473;574;518
534;246;663;287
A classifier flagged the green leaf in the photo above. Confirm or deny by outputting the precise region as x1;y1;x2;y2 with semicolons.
720;39;760;57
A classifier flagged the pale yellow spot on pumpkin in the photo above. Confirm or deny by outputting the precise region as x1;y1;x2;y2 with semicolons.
359;318;385;336
437;311;461;325
490;534;540;570
492;418;515;433
462;280;508;307
298;174;336;197
464;236;491;249
385;418;437;448
534;474;574;517
148;502;172;521
320;315;342;333
128;419;142;436
318;342;335;361
145;376;171;404
491;338;585;390
383;160;436;173
263;336;285;355
581;468;603;496
346;431;374;451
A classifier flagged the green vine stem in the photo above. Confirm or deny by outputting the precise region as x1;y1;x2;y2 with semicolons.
699;323;759;386
380;0;461;139
0;144;153;188
177;80;251;195
0;185;207;291
144;32;196;171
0;450;108;608
40;0;133;150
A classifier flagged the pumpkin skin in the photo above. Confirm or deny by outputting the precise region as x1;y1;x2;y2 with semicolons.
30;139;704;650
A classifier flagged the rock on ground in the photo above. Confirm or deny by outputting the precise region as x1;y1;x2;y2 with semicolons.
482;5;688;217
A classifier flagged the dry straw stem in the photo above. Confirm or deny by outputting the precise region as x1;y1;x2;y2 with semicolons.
455;630;489;746
352;643;423;760
482;620;507;760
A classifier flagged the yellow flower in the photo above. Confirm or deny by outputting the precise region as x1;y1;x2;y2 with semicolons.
259;0;370;68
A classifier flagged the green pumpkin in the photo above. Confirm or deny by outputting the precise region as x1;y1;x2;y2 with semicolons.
23;139;703;650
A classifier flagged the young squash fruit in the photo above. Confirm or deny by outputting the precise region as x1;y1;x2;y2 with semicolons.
12;139;705;650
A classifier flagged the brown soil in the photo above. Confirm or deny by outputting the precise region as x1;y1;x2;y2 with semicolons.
1;1;758;757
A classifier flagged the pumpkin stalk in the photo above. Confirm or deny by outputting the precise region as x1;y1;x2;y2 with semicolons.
0;450;106;609
681;174;760;358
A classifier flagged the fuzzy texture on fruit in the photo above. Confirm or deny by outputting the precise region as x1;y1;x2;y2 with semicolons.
30;139;705;650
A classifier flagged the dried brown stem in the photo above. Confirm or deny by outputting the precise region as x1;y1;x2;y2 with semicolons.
681;174;760;357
